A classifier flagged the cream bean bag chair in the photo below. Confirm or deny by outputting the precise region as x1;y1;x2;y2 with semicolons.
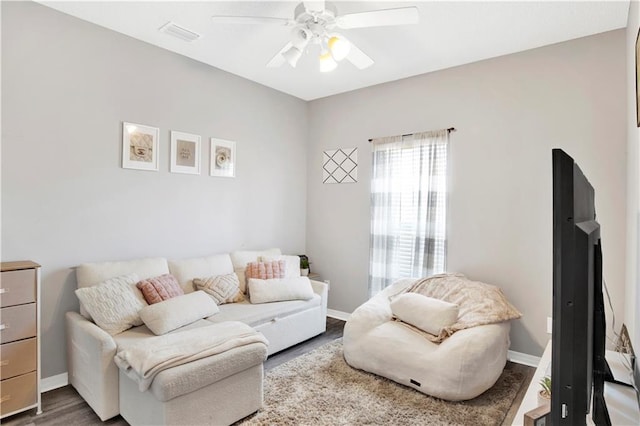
343;274;521;401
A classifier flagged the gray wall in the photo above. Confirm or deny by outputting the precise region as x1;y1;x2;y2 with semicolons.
1;1;631;381
625;1;640;351
307;30;627;357
1;2;308;378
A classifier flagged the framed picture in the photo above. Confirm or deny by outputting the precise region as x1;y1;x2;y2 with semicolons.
524;404;550;426
636;28;639;127
122;122;159;171
170;131;201;175
210;138;236;178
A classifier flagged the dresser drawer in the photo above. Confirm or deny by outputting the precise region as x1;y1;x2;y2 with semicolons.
0;371;37;416
0;269;36;308
0;304;36;344
0;338;36;380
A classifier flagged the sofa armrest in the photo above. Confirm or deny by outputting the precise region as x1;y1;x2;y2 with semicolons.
65;311;120;420
310;279;328;319
309;279;327;297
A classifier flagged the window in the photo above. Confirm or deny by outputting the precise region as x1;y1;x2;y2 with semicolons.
369;130;449;296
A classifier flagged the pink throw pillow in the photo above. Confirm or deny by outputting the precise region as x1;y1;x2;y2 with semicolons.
136;274;184;305
245;260;286;281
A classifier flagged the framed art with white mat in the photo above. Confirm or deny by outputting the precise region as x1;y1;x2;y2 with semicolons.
122;122;159;171
210;138;236;178
170;131;201;175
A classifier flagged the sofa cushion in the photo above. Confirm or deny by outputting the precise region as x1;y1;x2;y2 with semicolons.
248;277;315;304
168;254;234;294
76;257;169;319
139;291;220;335
75;273;148;335
390;293;459;336
136;274;184;305
230;249;282;269
193;274;245;305
207;294;321;327
148;340;267;402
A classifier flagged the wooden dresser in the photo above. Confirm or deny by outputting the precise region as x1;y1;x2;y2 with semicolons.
0;261;41;419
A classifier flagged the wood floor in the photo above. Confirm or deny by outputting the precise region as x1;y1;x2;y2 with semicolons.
3;318;534;426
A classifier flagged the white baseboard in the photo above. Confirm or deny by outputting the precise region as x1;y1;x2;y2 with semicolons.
508;350;541;368
41;372;68;392
327;309;351;321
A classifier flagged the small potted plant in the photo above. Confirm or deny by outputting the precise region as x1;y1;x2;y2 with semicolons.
299;255;310;276
538;376;551;406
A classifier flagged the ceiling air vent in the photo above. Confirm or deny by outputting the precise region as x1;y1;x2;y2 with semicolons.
159;22;201;42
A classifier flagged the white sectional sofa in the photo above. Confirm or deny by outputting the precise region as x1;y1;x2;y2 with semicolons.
66;249;328;422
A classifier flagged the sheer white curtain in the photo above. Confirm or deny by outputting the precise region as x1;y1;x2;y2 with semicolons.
369;129;449;296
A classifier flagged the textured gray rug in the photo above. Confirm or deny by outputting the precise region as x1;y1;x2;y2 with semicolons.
240;340;525;426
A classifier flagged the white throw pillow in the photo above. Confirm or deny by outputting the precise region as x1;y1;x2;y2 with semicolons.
74;273;147;336
139;291;219;335
260;255;301;279
75;257;169;319
248;277;314;304
390;293;459;336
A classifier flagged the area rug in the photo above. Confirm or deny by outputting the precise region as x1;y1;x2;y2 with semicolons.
239;340;525;426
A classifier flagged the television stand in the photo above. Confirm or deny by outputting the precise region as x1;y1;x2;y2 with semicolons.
512;341;639;425
588;350;639;425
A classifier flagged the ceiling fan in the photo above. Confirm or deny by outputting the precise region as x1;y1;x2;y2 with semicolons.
211;1;419;72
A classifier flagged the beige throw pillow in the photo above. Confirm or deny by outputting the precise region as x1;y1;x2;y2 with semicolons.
193;274;245;305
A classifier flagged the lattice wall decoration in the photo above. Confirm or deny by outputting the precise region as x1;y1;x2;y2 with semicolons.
323;148;358;184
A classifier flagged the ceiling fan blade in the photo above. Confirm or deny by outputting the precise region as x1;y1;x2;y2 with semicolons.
303;1;325;13
336;7;419;29
345;40;374;70
211;16;293;26
266;42;293;68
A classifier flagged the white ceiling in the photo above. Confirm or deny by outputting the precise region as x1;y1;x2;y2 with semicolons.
39;1;630;101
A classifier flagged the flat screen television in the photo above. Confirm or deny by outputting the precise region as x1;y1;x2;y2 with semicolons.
552;148;611;425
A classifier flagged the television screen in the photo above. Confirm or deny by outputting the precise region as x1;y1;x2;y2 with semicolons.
552;149;610;425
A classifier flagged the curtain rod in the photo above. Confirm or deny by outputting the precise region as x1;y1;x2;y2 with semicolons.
368;127;456;142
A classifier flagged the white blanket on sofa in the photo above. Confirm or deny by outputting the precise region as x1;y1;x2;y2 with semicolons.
114;321;268;391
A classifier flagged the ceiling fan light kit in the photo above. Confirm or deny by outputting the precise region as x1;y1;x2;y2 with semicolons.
283;46;304;67
328;35;350;61
319;50;338;73
211;1;419;73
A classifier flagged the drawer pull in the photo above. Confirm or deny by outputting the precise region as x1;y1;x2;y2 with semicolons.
0;360;8;366
0;395;11;404
0;324;6;331
0;288;7;294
